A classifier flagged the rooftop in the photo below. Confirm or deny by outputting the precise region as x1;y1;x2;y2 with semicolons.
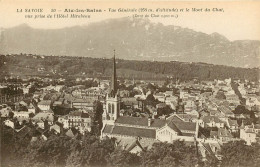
103;125;156;139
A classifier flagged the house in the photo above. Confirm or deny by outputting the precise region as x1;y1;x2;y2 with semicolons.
13;111;31;120
15;126;32;140
28;103;37;114
3;119;15;128
225;94;240;106
154;93;165;102
217;106;234;118
226;119;239;132
156;103;167;109
246;96;260;108
54;85;65;92
38;100;52;111
0;107;12;118
71;98;94;110
166;113;199;123
165;100;177;110
121;97;139;109
217;128;233;143
35;119;46;129
32;112;54;125
65;127;79;138
58;115;69;129
198;142;222;161
53;101;63;107
184;100;197;112
240;124;260;145
117;138;144;155
67;111;91;134
202;116;225;128
50;122;63;134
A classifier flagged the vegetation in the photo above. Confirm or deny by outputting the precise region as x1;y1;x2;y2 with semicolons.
1;54;259;81
0;125;197;167
140;141;201;167
2;124;260;167
220;141;260;167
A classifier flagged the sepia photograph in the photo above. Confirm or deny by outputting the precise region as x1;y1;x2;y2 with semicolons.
0;0;260;166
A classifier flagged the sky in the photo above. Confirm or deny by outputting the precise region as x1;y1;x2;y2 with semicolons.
0;0;260;41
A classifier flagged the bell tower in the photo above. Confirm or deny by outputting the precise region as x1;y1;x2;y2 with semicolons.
103;50;120;125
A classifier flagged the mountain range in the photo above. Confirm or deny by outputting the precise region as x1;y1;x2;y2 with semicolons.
0;17;259;68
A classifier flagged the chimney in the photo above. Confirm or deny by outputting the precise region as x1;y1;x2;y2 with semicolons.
148;118;151;126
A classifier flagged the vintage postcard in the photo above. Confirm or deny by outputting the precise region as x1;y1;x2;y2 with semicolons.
0;0;260;167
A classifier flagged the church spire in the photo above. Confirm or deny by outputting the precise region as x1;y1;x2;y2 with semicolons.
110;49;117;97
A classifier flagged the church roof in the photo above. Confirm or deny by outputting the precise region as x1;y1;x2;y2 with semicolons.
115;116;166;128
167;121;182;133
170;120;197;132
114;116;197;132
103;124;156;139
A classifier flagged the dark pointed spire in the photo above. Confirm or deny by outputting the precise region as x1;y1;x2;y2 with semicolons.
110;49;117;97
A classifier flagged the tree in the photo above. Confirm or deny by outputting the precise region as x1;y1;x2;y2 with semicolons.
221;141;260;167
91;100;104;135
157;105;173;117
140;140;200;167
107;149;140;167
145;94;159;107
23;135;78;167
1;125;32;166
67;135;116;166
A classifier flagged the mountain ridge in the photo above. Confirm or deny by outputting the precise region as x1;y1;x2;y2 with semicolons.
0;17;259;67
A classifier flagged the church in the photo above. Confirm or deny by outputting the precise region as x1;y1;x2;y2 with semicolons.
101;50;199;150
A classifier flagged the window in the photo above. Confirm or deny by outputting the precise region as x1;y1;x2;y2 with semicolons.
108;103;111;113
112;104;115;114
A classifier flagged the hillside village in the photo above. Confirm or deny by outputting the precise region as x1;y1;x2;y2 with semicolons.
1;53;260;166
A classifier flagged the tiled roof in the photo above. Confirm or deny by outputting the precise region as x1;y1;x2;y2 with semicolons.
115;116;197;132
126;139;144;152
218;128;232;138
176;114;198;121
210;131;218;138
103;125;113;133
69;111;90;118
103;125;156;139
115;116;166;128
15;126;31;138
156;103;167;108
167;114;184;122
66;128;79;138
228;119;238;126
122;97;137;103
167;121;181;133
202;116;223;124
33;113;54;122
218;106;233;115
174;121;197;132
38;100;52;105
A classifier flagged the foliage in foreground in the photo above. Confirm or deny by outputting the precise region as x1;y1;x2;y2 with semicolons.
1;125;260;167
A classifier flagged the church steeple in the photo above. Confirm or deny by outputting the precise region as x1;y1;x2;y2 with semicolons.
110;49;117;97
103;50;120;124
